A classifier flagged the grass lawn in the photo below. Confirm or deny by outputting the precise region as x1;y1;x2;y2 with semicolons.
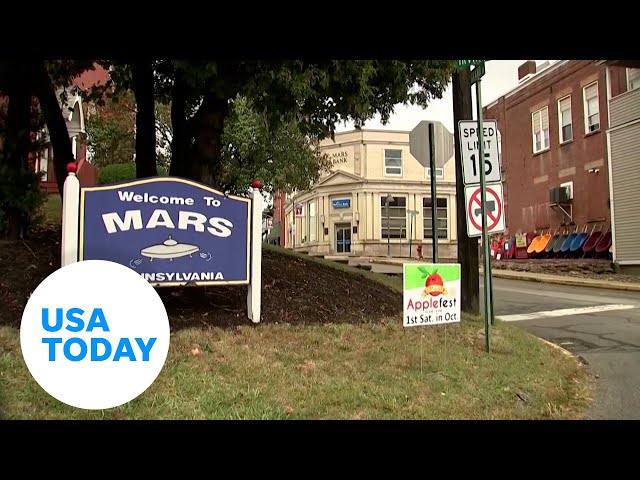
0;318;592;420
39;194;62;226
0;200;593;420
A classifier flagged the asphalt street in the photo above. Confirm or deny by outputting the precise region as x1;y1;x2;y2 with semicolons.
365;260;640;419
482;277;640;420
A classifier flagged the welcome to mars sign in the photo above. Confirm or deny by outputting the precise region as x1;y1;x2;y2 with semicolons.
79;178;251;286
60;164;264;322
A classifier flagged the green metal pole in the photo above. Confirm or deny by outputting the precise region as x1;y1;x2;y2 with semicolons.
476;77;491;353
429;123;439;263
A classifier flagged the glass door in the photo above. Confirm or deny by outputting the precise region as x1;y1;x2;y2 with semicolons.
335;224;352;254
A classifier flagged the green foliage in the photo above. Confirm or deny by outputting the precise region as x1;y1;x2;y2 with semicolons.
0;164;47;236
85;92;136;168
155;101;172;171
97;163;168;185
78;60;458;186
218;96;331;196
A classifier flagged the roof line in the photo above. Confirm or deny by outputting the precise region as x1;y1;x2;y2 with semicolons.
333;120;447;136
485;60;570;109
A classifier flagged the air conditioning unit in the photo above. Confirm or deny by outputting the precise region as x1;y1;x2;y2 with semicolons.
558;185;571;203
549;187;560;203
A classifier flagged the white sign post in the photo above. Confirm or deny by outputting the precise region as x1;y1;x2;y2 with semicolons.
247;180;263;323
464;182;506;238
458;120;501;186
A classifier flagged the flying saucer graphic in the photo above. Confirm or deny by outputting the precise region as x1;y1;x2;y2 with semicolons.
140;235;200;262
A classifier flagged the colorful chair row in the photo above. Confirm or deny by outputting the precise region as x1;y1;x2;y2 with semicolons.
494;224;613;260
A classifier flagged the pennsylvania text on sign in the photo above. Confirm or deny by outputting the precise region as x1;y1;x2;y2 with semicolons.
78;177;251;286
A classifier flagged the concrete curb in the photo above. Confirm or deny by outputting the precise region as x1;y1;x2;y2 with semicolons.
483;271;640;292
537;337;589;367
364;258;640;291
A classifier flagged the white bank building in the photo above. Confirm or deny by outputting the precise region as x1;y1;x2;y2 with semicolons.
284;121;459;259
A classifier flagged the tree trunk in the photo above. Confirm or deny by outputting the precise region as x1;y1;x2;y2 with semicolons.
187;95;228;185
31;61;74;199
132;61;157;178
2;61;32;240
169;72;188;177
452;68;480;315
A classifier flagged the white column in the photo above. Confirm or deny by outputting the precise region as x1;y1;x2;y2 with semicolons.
247;181;263;323
61;164;80;267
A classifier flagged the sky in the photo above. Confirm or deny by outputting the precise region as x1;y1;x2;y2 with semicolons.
335;60;558;134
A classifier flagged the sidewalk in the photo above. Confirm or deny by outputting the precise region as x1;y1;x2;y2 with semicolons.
482;268;640;292
356;257;640;292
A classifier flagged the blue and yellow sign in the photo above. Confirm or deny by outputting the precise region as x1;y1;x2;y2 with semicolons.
78;177;252;286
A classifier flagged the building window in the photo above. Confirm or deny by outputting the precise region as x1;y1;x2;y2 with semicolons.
628;68;640;91
531;106;550;153
426;167;444;179
423;197;448;240
558;95;573;143
381;195;406;239
384;149;402;176
309;201;317;243
583;82;600;133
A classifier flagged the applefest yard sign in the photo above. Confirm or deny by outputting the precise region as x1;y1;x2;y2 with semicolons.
403;263;461;327
60;163;263;322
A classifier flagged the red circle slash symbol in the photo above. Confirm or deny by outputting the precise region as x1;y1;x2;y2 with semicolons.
468;187;502;232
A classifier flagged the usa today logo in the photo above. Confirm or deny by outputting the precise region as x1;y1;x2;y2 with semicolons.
20;260;170;410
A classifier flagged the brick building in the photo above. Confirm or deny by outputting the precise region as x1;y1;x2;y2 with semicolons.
483;60;628;235
268;191;287;246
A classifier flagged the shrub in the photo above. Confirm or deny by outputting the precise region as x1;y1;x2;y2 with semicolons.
0;164;47;237
97;163;168;185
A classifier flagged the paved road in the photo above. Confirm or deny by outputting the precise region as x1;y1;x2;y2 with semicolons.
483;278;640;420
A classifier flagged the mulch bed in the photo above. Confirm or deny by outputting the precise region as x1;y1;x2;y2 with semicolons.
0;226;402;331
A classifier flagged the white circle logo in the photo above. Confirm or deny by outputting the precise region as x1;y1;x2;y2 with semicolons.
20;260;170;410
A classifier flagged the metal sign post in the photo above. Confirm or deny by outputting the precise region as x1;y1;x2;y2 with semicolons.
408;210;418;258
456;59;493;352
428;123;439;263
474;68;492;353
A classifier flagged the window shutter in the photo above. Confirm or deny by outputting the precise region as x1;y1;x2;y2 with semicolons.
584;83;598;100
541;107;549;131
559;96;571;112
532;111;541;133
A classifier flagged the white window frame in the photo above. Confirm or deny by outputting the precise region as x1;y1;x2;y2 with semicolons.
627;68;640;91
531;106;550;154
583;81;600;134
557;95;573;144
426;167;444;179
309;201;317;243
560;181;574;200
384;149;403;177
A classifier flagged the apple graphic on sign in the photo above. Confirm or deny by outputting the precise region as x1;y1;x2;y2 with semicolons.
425;271;444;297
417;266;447;297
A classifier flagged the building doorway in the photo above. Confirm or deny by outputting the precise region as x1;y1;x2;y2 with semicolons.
335;223;352;254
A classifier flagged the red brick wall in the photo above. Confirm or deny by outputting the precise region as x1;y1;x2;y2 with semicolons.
484;60;612;234
273;191;287;247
